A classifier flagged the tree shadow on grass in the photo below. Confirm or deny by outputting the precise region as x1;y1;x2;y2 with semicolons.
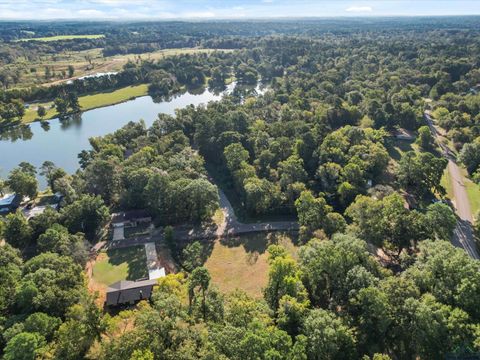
107;246;148;281
220;232;298;255
386;138;414;162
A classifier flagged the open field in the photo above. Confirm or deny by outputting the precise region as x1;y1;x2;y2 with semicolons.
22;84;149;123
92;246;148;286
204;232;298;298
6;47;233;89
17;34;104;42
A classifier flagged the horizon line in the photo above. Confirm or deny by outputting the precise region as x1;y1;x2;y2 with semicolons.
2;14;480;22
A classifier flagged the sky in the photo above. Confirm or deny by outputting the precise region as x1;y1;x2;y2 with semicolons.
1;0;480;20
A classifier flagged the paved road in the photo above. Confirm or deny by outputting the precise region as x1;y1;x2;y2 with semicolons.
109;185;298;249
425;111;479;259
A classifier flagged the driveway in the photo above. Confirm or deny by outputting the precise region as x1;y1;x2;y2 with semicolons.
108;185;298;251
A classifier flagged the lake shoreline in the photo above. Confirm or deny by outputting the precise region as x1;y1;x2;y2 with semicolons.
0;84;151;130
0;84;237;185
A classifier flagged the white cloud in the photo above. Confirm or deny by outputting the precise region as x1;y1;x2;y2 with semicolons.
88;0;152;6
262;0;274;3
345;6;373;13
77;9;106;17
182;11;215;18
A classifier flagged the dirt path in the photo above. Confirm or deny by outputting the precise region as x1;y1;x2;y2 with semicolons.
425;111;479;259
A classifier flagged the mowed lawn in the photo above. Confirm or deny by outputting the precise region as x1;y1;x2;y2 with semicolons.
92;246;148;286
442;167;480;217
22;84;148;123
205;232;298;298
79;84;148;109
464;175;480;216
18;34;104;42
441;168;455;201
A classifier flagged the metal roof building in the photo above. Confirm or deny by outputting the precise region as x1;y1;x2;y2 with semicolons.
105;279;158;307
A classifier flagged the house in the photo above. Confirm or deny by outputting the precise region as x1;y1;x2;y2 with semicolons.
0;194;21;215
111;209;152;228
105;279;158;307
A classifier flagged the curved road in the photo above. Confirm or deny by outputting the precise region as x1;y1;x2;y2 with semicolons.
109;185;298;249
425;111;479;259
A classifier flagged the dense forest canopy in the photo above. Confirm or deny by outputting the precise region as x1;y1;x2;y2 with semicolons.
1;17;480;360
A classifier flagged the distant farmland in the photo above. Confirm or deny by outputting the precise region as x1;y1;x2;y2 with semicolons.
17;34;104;42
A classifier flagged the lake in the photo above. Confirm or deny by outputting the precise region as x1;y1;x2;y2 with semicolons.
0;83;265;187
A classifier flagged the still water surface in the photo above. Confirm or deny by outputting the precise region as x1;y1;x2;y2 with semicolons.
0;83;263;185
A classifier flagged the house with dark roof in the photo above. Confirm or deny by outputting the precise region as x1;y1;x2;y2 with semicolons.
0;194;21;215
105;279;158;307
111;209;152;228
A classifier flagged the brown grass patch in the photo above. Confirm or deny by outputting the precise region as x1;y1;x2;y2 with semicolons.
205;232;298;298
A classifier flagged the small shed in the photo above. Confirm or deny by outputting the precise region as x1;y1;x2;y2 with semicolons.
105;279;158;307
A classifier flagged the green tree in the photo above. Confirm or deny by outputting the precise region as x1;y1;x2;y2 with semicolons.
29;206;62;241
459;140;480;174
405;240;480;321
83;157;122;204
397;151;447;197
61;194;110;241
16;252;84;317
180;178;219;223
3;210;32;248
224;142;250;171
244;177;280;216
416;125;435;150
54;97;69;118
299;234;380;307
0;243;23;314
37;105;46;119
23;312;61;340
40;161;67;191
278;155;308;190
264;245;307;312
68;91;81;113
188;267;211;320
303;309;357;360
295;190;332;241
277;295;309;337
425;202;457;240
348;287;392;355
68;65;75;78
182;241;204;272
54;296;105;360
3;332;46;360
130;349;154;360
7;165;38;200
37;224;88;265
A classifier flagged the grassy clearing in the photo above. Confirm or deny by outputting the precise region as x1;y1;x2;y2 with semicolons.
79;84;148;109
92;246;148;286
385;138;416;165
464;175;480;216
17;34;104;42
441;168;455;201
212;209;225;228
22;84;149;124
205;232;298;298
